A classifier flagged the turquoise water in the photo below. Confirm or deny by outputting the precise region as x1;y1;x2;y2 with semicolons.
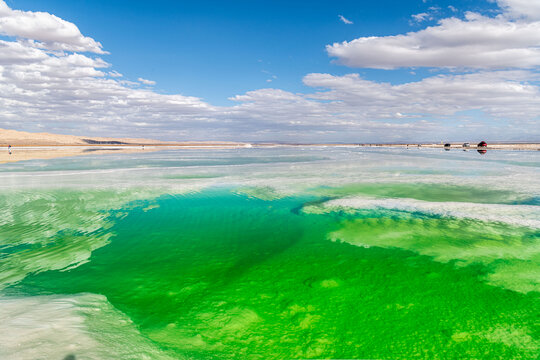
0;147;538;359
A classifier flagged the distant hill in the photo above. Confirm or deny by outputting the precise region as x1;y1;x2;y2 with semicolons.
0;128;180;146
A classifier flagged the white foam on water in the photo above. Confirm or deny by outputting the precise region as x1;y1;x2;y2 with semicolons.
0;147;537;360
305;196;540;229
0;186;205;290
1;147;537;293
310;195;540;293
0;147;538;200
0;293;177;360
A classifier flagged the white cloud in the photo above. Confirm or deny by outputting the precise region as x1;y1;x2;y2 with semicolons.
0;0;105;53
338;15;353;25
0;40;47;64
303;71;540;121
0;37;216;139
222;69;540;141
410;6;443;25
0;0;538;142
108;70;123;77
327;13;540;69
138;77;156;86
1;34;538;141
411;12;431;23
496;0;540;21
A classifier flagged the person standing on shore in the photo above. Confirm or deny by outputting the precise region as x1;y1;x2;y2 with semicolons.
8;144;11;155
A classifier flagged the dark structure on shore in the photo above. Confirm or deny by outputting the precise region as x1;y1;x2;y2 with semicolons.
83;139;129;145
477;141;487;147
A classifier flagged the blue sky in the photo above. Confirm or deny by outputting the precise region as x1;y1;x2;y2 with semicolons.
11;0;499;104
0;0;539;142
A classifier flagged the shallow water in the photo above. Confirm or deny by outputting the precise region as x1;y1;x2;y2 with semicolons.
0;147;538;359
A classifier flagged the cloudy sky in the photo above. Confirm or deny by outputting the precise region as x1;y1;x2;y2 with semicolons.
0;0;539;142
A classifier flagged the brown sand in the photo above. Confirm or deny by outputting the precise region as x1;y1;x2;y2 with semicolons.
0;128;245;147
0;128;176;146
0;146;161;164
0;128;252;164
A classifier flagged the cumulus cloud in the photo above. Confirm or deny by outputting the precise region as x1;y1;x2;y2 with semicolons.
0;0;538;142
338;15;353;25
0;40;47;64
496;0;540;21
0;0;105;53
0;38;216;139
327;13;540;69
328;0;540;70
1;34;538;141
221;69;540;141
138;77;156;86
303;71;540;120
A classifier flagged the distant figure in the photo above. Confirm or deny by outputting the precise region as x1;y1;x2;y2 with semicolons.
8;144;11;155
444;143;451;151
142;145;144;150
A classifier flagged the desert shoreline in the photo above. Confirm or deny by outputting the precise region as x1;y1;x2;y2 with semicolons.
2;142;539;149
0;145;251;165
1;143;538;165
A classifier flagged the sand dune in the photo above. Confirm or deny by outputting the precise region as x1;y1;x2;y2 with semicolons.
0;128;177;146
0;128;251;164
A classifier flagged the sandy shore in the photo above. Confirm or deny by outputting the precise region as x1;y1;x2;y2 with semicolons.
0;128;246;147
0;128;252;163
1;128;538;164
0;144;259;164
0;146;158;164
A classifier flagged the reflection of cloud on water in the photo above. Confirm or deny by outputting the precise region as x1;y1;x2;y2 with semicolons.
305;196;540;229
1;147;538;292
306;197;540;293
0;189;166;289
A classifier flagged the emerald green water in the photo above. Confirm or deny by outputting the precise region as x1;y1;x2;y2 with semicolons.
1;148;539;359
313;183;535;205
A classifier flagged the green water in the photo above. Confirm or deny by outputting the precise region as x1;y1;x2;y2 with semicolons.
1;148;539;359
313;183;536;205
8;190;538;359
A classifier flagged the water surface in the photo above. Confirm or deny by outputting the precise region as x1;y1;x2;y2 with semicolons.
1;147;538;359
